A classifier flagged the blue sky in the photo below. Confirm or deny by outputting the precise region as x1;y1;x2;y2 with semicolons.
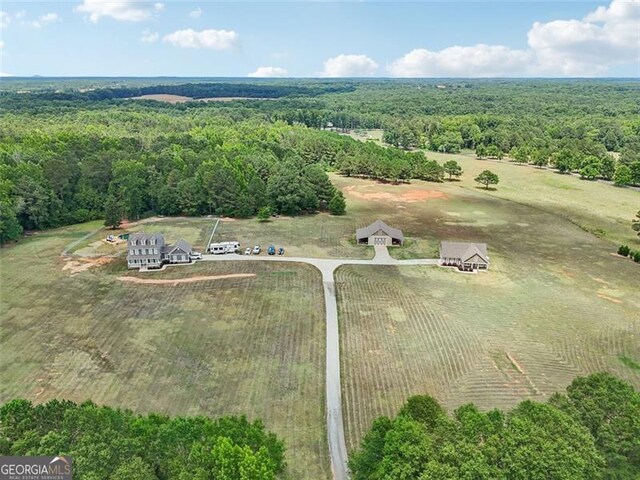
1;1;638;77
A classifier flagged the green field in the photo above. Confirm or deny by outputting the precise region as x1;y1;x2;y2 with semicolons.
0;226;329;480
334;155;640;452
1;152;639;472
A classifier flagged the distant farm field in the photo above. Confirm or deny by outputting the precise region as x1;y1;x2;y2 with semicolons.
129;94;269;103
333;157;640;452
0;227;329;480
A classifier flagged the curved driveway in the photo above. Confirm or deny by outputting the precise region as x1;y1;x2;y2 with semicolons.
202;245;439;480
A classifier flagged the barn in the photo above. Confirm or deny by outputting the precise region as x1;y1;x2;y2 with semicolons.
356;220;404;246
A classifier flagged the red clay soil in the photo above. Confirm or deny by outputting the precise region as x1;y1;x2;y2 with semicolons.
344;186;448;203
116;273;256;285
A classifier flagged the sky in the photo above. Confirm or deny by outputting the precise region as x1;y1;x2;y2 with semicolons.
0;0;638;77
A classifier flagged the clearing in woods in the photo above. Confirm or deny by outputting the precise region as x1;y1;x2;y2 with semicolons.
333;156;640;453
1;152;639;474
0;228;329;480
129;94;269;103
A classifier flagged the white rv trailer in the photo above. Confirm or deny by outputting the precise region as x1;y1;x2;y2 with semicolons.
208;241;240;254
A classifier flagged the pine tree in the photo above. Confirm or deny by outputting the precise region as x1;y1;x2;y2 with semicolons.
329;190;347;215
104;195;123;229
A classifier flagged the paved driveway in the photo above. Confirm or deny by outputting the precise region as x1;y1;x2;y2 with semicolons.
200;248;439;479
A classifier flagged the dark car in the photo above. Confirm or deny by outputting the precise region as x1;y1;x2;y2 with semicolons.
267;245;276;255
277;247;285;255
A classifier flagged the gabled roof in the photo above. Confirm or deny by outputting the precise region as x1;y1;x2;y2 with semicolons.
440;241;489;263
356;220;404;242
163;239;193;255
128;231;165;246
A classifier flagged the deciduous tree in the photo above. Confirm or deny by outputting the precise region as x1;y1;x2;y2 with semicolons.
475;170;499;189
442;160;463;180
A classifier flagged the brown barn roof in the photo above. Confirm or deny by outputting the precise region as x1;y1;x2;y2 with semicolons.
439;241;489;263
356;220;404;242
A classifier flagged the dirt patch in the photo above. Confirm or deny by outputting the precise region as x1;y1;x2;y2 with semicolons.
130;95;269;104
344;186;447;203
598;293;623;304
62;256;115;274
117;273;256;285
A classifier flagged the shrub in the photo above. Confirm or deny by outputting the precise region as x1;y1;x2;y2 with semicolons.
618;245;630;256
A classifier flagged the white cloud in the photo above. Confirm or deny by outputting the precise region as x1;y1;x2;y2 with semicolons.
189;7;202;18
0;11;10;28
0;40;4;49
25;13;59;28
527;0;640;75
1;10;59;29
75;1;164;23
163;28;239;50
248;66;288;77
387;0;640;77
0;72;12;77
140;29;159;43
321;54;378;77
388;45;532;77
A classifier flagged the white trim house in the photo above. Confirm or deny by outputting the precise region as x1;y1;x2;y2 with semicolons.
439;241;489;271
127;232;192;269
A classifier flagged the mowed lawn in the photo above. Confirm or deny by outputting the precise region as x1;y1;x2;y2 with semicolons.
0;226;329;480
333;162;640;453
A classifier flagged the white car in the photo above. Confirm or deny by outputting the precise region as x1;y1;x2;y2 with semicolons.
244;247;251;255
190;252;202;260
252;245;261;255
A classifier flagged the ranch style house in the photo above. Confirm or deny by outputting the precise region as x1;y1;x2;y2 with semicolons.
356;220;404;246
439;241;489;271
127;232;192;269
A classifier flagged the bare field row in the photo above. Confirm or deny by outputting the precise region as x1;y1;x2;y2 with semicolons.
337;259;640;452
1;230;329;480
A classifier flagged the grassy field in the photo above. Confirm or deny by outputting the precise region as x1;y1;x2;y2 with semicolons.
340;129;384;143
334;158;640;452
0;225;329;480
427;150;640;247
70;214;372;260
1;151;639;471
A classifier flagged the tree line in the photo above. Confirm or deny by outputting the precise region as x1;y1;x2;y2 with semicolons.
0;112;374;243
350;372;640;480
0;399;285;479
476;141;640;186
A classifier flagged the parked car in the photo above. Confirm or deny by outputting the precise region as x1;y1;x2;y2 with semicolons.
190;252;203;260
267;245;276;255
277;247;285;255
244;247;251;255
252;245;261;255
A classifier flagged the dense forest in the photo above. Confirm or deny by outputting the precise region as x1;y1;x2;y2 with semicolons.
350;373;640;480
1;79;639;243
0;399;285;479
2;373;637;479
